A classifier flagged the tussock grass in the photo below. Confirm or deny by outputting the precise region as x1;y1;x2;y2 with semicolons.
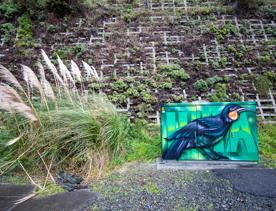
0;51;128;183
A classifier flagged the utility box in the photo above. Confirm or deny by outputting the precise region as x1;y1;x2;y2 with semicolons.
161;102;258;161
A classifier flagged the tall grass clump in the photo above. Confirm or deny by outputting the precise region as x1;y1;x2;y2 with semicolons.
258;124;276;168
0;51;129;183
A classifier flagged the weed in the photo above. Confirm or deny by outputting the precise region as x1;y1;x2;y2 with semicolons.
143;182;160;194
136;103;153;119
146;78;158;88
36;183;65;198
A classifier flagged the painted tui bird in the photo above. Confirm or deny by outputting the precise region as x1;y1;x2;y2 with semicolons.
163;104;254;160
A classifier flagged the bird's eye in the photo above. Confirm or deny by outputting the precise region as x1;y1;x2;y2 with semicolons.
228;110;238;120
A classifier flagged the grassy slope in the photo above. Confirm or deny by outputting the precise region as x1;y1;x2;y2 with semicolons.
258;124;276;168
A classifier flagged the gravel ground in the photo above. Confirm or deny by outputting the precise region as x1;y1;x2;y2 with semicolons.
90;162;276;211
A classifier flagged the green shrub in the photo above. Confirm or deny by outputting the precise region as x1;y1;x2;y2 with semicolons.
264;71;276;83
0;2;19;19
159;78;173;89
258;4;276;20
125;86;139;97
54;44;86;59
121;5;142;23
16;14;33;48
0;23;16;44
230;92;241;101
172;94;183;102
15;0;46;18
109;92;128;104
2;0;90;19
210;83;228;102
210;57;227;69
209;21;237;40
47;24;57;33
257;55;271;64
88;82;102;91
112;79;128;92
159;64;190;81
193;79;208;92
227;45;236;53
141;90;157;104
206;76;223;85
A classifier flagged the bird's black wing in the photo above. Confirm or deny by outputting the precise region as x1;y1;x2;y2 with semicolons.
196;116;222;130
163;122;197;160
163;137;194;160
166;121;196;140
196;116;227;147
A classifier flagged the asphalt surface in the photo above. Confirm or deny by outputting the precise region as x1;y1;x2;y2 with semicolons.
0;184;96;211
213;168;276;198
0;184;35;211
1;164;276;210
12;190;97;211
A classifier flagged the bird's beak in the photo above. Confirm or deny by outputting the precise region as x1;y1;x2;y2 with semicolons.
236;107;255;113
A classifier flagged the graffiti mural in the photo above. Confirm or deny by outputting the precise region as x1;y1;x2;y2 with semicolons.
161;102;258;161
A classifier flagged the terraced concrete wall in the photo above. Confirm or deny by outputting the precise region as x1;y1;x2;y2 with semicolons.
0;0;275;123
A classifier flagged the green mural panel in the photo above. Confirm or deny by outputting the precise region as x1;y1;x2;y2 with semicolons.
161;102;258;161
